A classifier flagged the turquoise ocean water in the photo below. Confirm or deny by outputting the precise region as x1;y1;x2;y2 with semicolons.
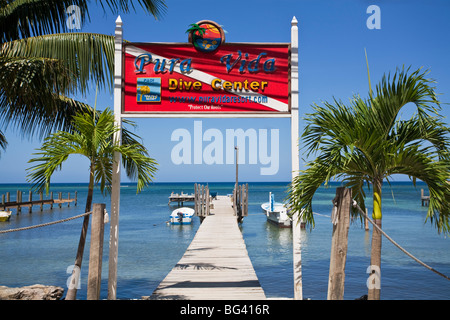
0;181;449;300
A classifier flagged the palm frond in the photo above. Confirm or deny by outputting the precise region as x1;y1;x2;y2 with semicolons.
0;128;7;154
186;23;206;35
95;0;167;18
0;90;92;139
0;0;167;43
0;0;167;145
370;66;440;135
27;130;82;192
120;142;158;193
0;33;117;137
1;33;115;93
26;108;158;194
0;55;74;95
386;144;450;233
0;0;89;43
288;159;342;229
392;115;450;161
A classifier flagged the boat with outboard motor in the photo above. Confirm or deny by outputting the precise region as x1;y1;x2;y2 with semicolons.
261;192;291;228
169;207;195;225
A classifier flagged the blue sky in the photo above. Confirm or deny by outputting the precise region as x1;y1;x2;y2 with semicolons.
1;0;450;183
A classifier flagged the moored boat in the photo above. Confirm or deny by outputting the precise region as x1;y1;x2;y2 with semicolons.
169;207;195;225
0;210;12;222
261;193;291;228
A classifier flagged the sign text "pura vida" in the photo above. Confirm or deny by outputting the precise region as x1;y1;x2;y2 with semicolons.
134;50;277;74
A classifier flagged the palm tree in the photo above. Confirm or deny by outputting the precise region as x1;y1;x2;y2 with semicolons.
288;67;450;300
186;23;207;36
27;108;158;299
0;0;166;144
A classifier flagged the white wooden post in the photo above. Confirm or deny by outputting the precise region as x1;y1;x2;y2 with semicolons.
290;25;299;174
291;16;302;301
108;15;123;300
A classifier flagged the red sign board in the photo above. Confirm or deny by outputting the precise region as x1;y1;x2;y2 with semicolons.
122;42;290;114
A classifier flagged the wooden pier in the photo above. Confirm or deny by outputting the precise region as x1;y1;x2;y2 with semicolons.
148;195;265;300
1;191;77;213
421;189;430;206
168;192;195;206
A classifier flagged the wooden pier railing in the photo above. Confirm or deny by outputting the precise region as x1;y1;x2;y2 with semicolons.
168;192;195;206
233;183;248;222
191;183;248;222
194;183;210;220
1;190;77;213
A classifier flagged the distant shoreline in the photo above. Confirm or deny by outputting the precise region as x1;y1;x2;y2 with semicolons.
0;180;427;185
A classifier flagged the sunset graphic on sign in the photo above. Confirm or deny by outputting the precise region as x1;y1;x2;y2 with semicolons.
187;21;224;53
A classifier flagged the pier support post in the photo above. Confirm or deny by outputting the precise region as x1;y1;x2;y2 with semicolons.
40;192;43;211
202;185;206;216
28;191;32;213
87;203;106;300
206;187;210;216
17;190;21;213
327;187;351;300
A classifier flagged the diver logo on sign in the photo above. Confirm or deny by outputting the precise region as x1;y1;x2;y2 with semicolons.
137;78;161;102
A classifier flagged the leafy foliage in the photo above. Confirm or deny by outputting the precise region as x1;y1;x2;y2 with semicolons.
288;67;450;234
27;108;158;195
0;0;166;149
0;0;167;43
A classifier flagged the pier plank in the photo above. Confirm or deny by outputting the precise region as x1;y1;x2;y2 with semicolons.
149;196;266;300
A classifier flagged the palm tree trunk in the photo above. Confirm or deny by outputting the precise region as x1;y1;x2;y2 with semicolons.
66;162;95;300
368;178;382;300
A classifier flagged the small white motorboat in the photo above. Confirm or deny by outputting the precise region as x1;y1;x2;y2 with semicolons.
0;210;12;222
261;192;291;228
169;207;195;225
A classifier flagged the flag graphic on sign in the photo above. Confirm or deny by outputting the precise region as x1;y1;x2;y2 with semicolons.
137;78;161;102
